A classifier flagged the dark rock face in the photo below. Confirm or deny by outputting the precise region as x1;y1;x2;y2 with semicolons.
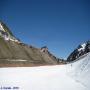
85;41;90;53
67;41;90;62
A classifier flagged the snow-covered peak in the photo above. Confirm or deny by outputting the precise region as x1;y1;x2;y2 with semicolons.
78;43;86;52
67;41;90;62
0;21;21;43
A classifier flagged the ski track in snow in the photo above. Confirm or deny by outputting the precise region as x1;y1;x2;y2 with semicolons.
0;53;90;90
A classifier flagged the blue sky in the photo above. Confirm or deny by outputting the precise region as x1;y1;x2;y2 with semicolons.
0;0;90;59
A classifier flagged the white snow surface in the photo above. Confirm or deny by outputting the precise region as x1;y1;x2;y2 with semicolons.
0;53;90;90
0;23;5;32
78;43;86;51
67;52;90;89
7;59;27;62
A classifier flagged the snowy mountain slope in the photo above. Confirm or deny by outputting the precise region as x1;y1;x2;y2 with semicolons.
0;65;87;90
0;52;90;90
67;52;90;89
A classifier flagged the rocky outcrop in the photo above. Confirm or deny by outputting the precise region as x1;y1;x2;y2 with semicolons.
40;46;66;64
67;41;90;62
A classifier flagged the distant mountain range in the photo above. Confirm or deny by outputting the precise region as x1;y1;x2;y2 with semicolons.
0;20;90;67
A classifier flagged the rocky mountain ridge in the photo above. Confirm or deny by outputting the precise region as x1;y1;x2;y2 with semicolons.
0;21;63;67
67;41;90;62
